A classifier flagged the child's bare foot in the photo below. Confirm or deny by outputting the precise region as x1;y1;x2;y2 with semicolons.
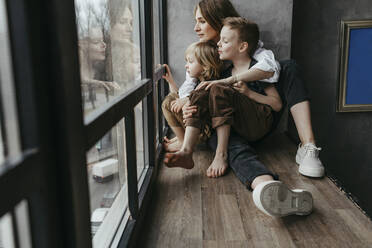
164;151;194;169
206;153;228;178
164;140;183;152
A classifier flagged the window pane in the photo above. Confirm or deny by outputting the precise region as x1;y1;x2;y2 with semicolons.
0;0;21;162
153;0;161;70
14;200;32;248
87;119;128;246
0;213;15;248
134;102;146;185
75;0;142;116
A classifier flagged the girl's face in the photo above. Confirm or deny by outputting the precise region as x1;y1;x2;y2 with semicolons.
89;28;106;61
185;53;204;79
194;7;219;43
217;26;241;61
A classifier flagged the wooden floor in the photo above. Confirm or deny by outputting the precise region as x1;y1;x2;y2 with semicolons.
139;134;372;248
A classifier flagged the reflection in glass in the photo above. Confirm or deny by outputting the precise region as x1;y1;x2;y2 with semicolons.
110;0;141;93
87;119;128;244
0;0;21;161
75;0;141;115
153;0;161;69
0;213;15;248
135;102;146;183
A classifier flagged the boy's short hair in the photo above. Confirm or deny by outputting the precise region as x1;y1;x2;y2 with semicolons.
185;40;223;81
223;17;259;57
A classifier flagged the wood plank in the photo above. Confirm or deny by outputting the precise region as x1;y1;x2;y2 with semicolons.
218;194;247;241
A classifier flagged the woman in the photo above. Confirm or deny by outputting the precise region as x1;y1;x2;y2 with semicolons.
181;0;324;178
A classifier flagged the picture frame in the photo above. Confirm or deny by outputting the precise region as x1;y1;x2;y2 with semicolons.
337;20;372;112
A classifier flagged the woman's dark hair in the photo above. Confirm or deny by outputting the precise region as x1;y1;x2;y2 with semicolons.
195;0;240;32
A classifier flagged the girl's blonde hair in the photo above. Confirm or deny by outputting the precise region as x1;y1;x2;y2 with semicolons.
185;40;223;81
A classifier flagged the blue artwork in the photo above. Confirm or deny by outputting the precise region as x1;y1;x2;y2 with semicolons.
346;28;372;105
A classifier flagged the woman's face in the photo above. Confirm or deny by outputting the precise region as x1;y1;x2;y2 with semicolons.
185;53;203;78
194;7;219;43
112;7;133;42
217;26;240;61
89;28;106;61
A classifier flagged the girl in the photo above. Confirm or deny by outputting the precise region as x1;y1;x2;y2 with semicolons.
161;41;223;152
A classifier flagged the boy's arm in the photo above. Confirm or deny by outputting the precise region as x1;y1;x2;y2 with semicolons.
197;68;273;91
198;44;280;90
162;64;179;93
233;82;282;112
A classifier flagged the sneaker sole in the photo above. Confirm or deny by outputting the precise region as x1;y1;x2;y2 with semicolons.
299;165;324;178
253;181;313;217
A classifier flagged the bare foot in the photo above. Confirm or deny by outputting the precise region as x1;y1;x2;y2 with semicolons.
206;153;228;178
164;151;194;169
163;136;178;144
164;140;183;152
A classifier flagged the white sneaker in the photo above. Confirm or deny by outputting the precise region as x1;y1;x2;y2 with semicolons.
296;143;325;178
252;181;313;217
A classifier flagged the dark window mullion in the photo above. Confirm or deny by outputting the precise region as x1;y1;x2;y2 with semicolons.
159;0;169;103
124;109;139;219
139;0;155;168
84;79;152;151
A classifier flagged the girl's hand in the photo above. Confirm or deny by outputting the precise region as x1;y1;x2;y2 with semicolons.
182;101;197;122
106;81;121;90
170;97;188;113
233;81;252;97
162;64;174;83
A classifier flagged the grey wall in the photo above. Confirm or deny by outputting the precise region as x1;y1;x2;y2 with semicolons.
167;0;293;86
291;0;372;216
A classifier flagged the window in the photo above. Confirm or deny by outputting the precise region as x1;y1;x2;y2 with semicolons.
0;0;168;246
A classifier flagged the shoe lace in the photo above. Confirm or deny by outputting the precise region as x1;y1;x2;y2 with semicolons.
303;144;321;157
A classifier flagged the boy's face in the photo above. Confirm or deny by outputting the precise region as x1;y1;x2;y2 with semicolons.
217;26;242;61
185;53;203;78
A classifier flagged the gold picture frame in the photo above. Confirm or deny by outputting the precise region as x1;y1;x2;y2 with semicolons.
337;20;372;112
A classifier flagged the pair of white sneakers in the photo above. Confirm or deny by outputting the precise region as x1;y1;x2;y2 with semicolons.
251;143;324;217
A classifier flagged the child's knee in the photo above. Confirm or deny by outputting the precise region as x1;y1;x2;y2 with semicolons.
162;93;178;112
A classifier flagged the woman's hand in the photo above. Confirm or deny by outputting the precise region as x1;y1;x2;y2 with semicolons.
195;76;236;90
170;97;188;113
233;81;252;98
182;101;197;122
